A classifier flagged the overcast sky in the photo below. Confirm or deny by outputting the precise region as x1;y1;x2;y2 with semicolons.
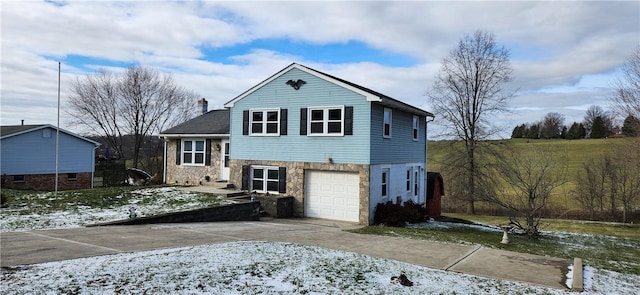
1;1;638;138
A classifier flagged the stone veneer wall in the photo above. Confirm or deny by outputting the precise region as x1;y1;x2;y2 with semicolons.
165;139;224;185
229;159;371;225
2;172;93;191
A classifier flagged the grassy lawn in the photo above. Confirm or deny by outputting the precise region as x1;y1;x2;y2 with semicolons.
427;138;638;210
0;186;229;230
349;213;640;275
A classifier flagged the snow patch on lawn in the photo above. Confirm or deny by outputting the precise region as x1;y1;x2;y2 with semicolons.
0;187;229;231
0;241;569;295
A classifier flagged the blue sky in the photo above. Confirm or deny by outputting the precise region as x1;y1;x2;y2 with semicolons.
1;1;638;138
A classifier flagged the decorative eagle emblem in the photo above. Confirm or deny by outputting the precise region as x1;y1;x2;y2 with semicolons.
286;79;306;90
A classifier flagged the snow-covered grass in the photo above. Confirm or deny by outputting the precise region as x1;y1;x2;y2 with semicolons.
3;241;638;295
2;187;639;294
0;187;231;231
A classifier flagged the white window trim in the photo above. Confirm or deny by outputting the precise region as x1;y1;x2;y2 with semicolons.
414;169;419;196
307;105;345;136
383;108;392;138
250;165;281;194
249;108;281;136
381;168;389;197
412;116;419;141
181;138;206;166
406;167;412;193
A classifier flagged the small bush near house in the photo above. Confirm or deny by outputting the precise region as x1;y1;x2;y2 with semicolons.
374;201;425;227
0;191;10;208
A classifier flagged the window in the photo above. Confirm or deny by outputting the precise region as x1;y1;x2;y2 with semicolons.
223;142;230;168
68;173;78;181
250;109;280;136
414;169;419;196
308;106;344;135
13;175;25;183
413;116;419;141
383;108;392;138
251;166;281;193
381;169;389;197
182;139;205;165
406;168;411;192
43;129;51;138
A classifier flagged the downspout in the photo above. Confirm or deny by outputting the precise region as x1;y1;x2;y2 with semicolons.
162;136;167;184
424;114;435;207
92;144;99;189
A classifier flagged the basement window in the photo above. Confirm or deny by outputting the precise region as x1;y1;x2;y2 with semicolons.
13;175;25;183
68;173;78;181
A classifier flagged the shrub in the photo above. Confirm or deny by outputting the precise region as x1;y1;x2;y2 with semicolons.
0;192;8;207
374;200;425;227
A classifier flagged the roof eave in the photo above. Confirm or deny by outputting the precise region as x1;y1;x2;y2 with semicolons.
159;133;230;139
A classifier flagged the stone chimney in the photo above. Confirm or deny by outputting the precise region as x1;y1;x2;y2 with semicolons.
198;98;208;115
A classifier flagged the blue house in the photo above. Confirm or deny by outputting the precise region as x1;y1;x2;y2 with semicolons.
224;63;434;224
0;124;100;191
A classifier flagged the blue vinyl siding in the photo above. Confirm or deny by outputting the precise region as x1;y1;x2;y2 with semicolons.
1;128;97;175
369;103;426;164
230;68;371;164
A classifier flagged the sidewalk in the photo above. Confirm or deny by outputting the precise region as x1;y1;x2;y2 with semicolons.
0;218;572;290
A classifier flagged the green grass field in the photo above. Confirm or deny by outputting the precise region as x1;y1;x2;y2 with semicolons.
427;138;636;210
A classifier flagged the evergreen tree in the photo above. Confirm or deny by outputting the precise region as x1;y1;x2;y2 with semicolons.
590;116;608;138
527;123;540;139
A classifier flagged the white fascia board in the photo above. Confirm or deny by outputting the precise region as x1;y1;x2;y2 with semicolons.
224;63;380;108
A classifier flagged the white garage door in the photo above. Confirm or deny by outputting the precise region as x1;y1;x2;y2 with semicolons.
304;170;360;222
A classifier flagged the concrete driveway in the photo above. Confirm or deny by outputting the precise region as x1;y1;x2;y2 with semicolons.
1;218;572;290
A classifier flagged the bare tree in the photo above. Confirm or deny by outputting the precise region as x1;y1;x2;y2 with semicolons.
574;158;608;220
611;47;640;120
491;145;568;238
608;140;640;223
583;105;612;137
540;112;565;139
69;65;198;169
427;30;514;214
69;70;126;159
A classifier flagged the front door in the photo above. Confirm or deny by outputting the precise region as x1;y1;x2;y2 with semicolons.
221;139;230;181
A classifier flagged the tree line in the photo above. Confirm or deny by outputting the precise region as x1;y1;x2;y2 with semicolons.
511;106;640;140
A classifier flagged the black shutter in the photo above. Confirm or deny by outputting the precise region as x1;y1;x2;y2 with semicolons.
175;140;181;165
205;139;211;166
280;109;288;135
241;165;250;190
344;106;354;135
242;110;249;135
300;108;307;135
278;167;287;193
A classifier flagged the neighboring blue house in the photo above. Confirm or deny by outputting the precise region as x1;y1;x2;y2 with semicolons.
224;63;434;224
0;124;100;191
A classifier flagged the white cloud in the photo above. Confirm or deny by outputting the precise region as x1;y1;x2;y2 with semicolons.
1;0;638;139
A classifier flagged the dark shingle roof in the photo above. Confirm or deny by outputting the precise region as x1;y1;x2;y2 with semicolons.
0;125;44;137
161;109;229;136
1;124;100;146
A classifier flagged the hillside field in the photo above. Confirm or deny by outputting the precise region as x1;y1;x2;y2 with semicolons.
426;138;635;212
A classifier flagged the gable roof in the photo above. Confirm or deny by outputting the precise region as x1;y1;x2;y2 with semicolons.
224;63;434;118
160;109;230;138
1;124;100;146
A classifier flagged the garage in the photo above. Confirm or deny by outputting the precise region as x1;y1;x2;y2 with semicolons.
304;170;360;222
